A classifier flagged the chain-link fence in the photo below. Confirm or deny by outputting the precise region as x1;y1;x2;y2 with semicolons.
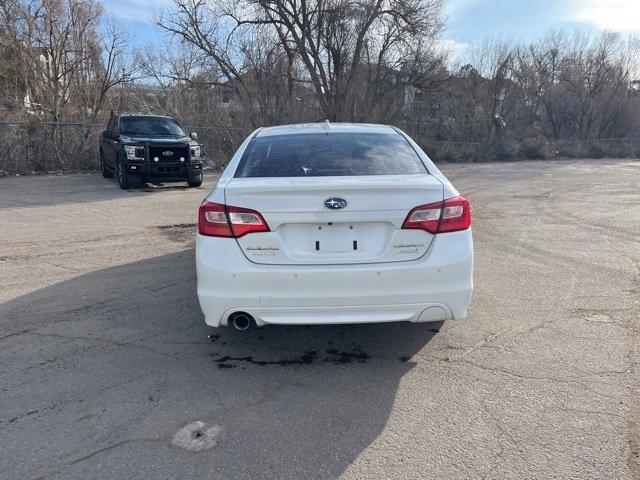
1;121;639;175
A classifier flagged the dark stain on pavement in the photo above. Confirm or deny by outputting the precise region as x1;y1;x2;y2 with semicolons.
211;348;372;368
325;348;370;364
154;223;197;243
214;351;318;367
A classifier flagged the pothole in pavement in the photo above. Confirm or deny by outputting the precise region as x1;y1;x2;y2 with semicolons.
171;421;223;452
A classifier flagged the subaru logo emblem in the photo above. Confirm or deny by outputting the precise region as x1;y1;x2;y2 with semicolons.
324;198;347;209
162;150;173;156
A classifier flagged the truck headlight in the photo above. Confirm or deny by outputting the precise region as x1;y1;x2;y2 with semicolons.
190;145;201;158
124;145;144;160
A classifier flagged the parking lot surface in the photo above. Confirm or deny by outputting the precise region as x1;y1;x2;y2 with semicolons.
1;160;639;479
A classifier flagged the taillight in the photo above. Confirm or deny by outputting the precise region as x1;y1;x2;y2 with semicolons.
402;195;471;234
227;205;270;237
198;201;270;237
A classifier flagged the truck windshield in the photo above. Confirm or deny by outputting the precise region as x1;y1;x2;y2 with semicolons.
120;116;186;137
235;132;426;177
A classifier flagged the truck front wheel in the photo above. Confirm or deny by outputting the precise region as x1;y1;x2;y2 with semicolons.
117;159;131;189
188;172;203;188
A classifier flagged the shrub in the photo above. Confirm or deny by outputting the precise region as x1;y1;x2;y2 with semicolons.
431;143;479;162
606;141;636;159
554;141;584;158
0;124;21;174
485;137;520;161
519;136;553;159
554;140;639;159
587;141;608;159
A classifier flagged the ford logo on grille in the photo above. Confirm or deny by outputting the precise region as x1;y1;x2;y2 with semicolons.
324;198;347;209
162;150;174;156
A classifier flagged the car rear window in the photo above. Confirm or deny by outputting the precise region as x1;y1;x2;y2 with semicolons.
234;132;426;177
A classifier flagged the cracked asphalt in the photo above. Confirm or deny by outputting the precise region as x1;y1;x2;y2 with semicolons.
1;159;639;479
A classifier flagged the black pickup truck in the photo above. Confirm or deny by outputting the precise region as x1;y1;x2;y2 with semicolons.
99;114;204;189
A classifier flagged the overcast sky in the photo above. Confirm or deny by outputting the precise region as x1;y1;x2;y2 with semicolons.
103;0;640;59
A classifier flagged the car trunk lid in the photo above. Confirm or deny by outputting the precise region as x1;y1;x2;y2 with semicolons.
223;174;444;265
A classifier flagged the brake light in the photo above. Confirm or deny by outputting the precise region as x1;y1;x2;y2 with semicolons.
402;195;471;233
198;201;270;237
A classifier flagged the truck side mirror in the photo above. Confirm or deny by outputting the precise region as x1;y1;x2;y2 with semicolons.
190;132;198;141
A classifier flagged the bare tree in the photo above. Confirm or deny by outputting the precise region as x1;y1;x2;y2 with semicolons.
157;0;446;122
0;0;27;107
156;0;275;127
250;0;445;120
75;17;136;123
18;0;101;122
2;0;640;173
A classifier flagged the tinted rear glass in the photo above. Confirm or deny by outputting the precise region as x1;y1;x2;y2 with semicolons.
120;116;185;136
234;132;426;177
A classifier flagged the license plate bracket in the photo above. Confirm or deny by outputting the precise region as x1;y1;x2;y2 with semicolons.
314;224;358;252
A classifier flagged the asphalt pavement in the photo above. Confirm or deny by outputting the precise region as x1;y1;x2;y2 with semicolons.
1;160;639;479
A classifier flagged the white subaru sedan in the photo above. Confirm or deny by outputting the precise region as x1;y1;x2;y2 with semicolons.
196;123;473;330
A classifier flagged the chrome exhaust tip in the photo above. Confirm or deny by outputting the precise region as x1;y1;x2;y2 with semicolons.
230;312;253;331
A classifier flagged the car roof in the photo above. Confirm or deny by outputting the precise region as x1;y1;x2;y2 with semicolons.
255;122;398;137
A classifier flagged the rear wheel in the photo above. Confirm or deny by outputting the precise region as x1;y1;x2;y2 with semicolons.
100;150;113;178
188;172;203;188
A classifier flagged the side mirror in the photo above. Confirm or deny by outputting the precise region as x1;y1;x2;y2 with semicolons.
190;132;198;141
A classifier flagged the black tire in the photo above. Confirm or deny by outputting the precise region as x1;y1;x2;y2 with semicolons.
188;173;203;188
117;158;131;189
100;150;113;178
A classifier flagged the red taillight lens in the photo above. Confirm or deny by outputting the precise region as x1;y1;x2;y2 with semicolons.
198;201;269;237
402;195;471;234
226;205;270;237
199;201;232;237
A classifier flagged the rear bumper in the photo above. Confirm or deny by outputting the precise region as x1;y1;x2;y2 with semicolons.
196;229;473;327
